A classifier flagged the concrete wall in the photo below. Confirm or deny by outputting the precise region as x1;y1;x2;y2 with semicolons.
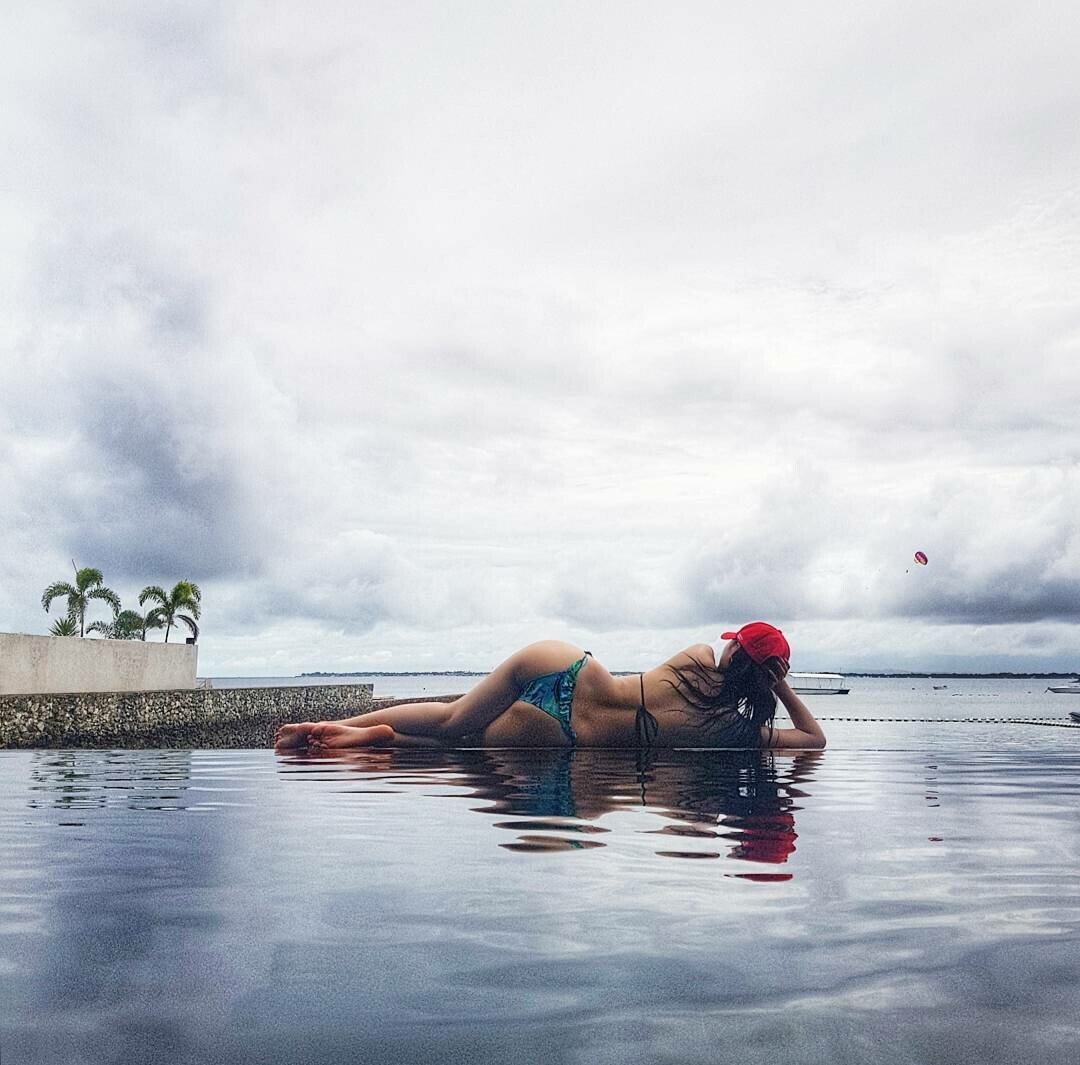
0;632;197;695
0;683;373;749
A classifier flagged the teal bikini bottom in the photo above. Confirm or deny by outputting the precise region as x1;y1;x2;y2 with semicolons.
518;651;591;745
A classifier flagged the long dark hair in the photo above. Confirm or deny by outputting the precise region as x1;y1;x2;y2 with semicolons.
660;647;781;747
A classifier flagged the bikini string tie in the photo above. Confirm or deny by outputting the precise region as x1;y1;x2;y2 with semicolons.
635;673;659;750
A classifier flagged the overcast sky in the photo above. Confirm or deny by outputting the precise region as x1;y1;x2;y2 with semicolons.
2;1;1079;674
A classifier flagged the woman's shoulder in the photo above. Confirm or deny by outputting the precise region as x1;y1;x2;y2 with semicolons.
643;646;721;706
666;643;719;669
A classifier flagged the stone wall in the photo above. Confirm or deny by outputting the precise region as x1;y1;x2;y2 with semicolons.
0;632;198;695
371;693;461;709
0;684;373;749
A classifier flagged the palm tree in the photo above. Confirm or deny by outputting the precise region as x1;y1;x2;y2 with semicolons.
49;616;78;637
41;565;121;638
88;609;147;640
137;607;167;641
139;580;202;643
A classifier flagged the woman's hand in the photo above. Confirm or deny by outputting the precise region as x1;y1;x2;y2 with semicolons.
766;658;790;689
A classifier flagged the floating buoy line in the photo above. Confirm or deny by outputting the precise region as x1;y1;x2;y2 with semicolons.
813;716;1080;728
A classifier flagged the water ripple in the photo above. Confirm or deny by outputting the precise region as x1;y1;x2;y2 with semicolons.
2;738;1079;1064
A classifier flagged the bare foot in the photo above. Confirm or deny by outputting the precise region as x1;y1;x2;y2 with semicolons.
308;722;396;749
274;722;318;750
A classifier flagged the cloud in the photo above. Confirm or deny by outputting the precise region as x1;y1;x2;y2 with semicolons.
2;2;1079;670
4;229;301;581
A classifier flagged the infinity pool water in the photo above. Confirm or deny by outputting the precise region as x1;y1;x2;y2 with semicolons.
2;723;1078;1064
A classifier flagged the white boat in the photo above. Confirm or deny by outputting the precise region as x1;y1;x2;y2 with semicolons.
789;672;849;695
1048;685;1080;694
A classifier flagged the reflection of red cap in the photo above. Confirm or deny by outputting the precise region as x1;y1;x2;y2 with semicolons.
729;813;797;864
721;622;791;664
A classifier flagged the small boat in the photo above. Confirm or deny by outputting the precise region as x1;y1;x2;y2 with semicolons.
789;672;849;695
1048;685;1080;694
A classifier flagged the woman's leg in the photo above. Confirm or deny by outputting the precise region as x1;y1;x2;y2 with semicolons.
276;641;586;749
474;701;574;747
274;721;320;749
274;698;458;748
436;640;585;740
306;722;397;749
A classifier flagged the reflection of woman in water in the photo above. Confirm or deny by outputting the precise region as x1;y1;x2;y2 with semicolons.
274;622;826;753
297;744;821;865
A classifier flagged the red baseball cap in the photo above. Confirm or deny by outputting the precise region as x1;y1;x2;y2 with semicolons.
721;622;790;664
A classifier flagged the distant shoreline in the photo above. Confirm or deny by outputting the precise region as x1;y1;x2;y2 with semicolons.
298;670;1078;680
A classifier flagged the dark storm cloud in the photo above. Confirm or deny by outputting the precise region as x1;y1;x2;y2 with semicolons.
7;233;265;581
55;381;255;580
899;583;1080;625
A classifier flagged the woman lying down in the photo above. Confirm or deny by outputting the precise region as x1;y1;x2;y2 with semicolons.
274;622;826;753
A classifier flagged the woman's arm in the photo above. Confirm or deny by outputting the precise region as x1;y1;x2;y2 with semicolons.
765;679;827;749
